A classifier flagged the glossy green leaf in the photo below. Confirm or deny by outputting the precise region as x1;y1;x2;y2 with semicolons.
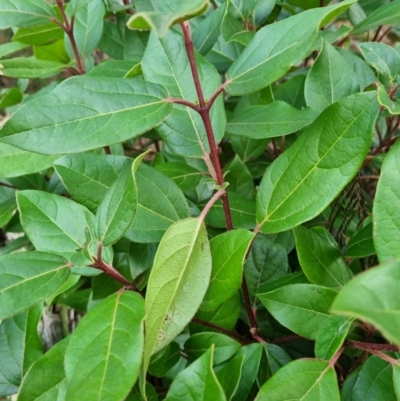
359;42;400;84
95;158;141;246
244;234;289;305
0;251;70;320
127;0;209;37
263;343;292;376
256;272;309;295
0;198;16;228
142;30;225;157
294;226;353;289
230;135;269;162
154;162;203;191
54;154;130;212
305;40;359;113
257;92;379;234
0;305;43;396
231;343;263;401
331;260;400;346
34;40;69;64
341;356;396;401
345;219;375;258
373;140;400;262
255;359;340;401
65;0;105;59
0;87;23;109
86;60;134;78
0;77;172;155
315;316;352;360
258;284;337;339
149;342;181;378
0;0;55;29
126;163;190;243
18;337;69;401
224;156;255;199
185;333;240;366
0;41;29;59
0;58;69;78
351;0;400;35
144;218;211;370
17;190;94;254
12;20;63;46
206;36;243;73
215;356;244;401
225;0;357;95
65;292;145;401
165;345;226;401
226;101;318;139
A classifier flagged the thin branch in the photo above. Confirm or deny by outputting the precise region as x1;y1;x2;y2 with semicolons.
372;26;383;42
377;26;392;42
0;181;17;189
368;350;400;365
207;82;228;110
199;189;225;222
192;318;251;345
329;346;344;367
345;340;399;352
169;97;200;112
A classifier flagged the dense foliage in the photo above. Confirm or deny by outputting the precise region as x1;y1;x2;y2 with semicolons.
1;0;400;400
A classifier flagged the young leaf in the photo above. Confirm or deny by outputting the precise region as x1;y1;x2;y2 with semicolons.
125;164;190;243
373;140;400;262
127;0;209;37
0;252;70;320
200;229;254;311
0;77;172;155
0;0;55;29
164;345;226;401
258;284;337;339
305;40;359;113
17;190;94;254
226;102;318;139
0;58;70;78
225;0;357;95
185;333;241;366
331;260;400;347
18;337;69;401
65;292;145;401
144;218;211;369
351;0;400;35
141;30;225;157
255;359;340;401
257;92;379;234
315;316;352;360
293;226;353;289
95;157;142;246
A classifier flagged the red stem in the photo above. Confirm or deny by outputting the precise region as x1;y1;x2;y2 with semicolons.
169;97;200;112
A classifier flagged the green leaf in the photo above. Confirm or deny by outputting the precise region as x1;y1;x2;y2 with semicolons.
315;316;352;360
0;57;69;78
341;356;396;401
34;40;70;64
263;343;292;376
66;0;92;17
255;359;340;401
0;0;55;29
65;0;105;59
224;156;255;199
256;272;309;295
230;135;269;163
226;102;318;139
165;345;226;401
12;20;63;46
359;42;400;84
185;333;241;366
256;92;379;234
141;30;225;157
345;219;375;258
95;158;141;246
215;356;244;401
0;41;29;59
305;40;360;113
258;284;337;339
225;0;357;95
0;87;23;109
373;140;400;262
0;305;43;396
0;77;172;155
149;342;181;378
144;218;211;370
18;337;69;401
127;0;209;37
377;83;400;114
244;234;289;305
86;60;134;78
231;343;263;401
65;292;145;401
0;251;70;320
17;190;94;254
351;0;400;35
125;164;190;243
54;154;131;212
201;229;253;311
0;198;16;228
154;162;204;191
206;36;243;73
331;260;400;347
294;226;353;289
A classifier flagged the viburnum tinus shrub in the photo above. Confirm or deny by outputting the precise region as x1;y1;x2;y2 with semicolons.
1;0;400;399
